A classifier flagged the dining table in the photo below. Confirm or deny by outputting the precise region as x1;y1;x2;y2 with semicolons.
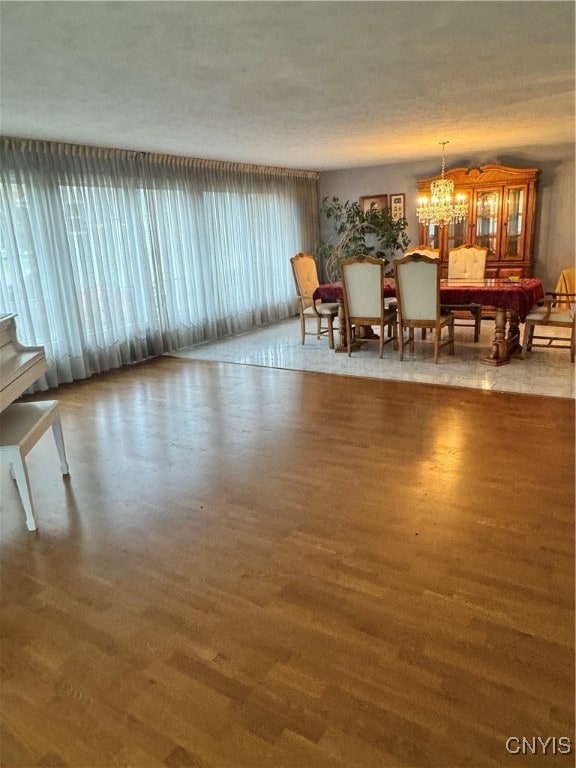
313;277;545;365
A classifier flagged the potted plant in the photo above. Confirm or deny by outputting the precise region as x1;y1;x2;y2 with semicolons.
315;196;410;281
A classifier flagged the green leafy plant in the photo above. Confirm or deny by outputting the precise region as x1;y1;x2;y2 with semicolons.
315;196;410;281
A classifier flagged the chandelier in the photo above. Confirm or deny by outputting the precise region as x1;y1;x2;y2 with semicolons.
417;141;468;227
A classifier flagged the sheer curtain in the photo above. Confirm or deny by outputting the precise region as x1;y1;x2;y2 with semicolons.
0;138;319;390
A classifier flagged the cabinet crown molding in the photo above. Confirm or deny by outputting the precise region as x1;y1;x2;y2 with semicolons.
418;163;539;190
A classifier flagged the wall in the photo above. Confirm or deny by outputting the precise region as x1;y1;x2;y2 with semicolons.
318;142;575;290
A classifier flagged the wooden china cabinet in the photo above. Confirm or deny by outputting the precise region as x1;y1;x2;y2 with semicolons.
416;164;539;278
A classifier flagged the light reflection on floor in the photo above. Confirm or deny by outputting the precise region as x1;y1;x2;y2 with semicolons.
169;317;575;399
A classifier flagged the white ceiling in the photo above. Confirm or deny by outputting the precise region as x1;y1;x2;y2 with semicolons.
1;1;574;171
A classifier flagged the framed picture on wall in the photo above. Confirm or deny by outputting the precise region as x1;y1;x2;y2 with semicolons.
359;194;388;214
390;194;406;221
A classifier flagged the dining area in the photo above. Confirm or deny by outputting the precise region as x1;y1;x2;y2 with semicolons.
290;250;575;368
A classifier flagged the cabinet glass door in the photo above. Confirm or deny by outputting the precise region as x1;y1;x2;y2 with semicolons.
422;223;441;251
447;218;470;253
503;185;526;260
447;189;470;253
474;189;501;258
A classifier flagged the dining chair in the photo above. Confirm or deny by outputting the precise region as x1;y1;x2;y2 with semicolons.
521;278;575;362
340;255;397;357
393;252;455;363
405;246;440;338
290;252;339;349
446;244;488;342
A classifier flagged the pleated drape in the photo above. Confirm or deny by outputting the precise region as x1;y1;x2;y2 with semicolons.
0;138;319;389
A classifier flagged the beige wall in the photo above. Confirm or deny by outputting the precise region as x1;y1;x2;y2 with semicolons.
318;142;575;291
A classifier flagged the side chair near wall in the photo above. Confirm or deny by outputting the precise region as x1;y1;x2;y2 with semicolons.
447;244;488;342
290;253;339;349
393;252;455;363
520;270;576;362
340;255;398;357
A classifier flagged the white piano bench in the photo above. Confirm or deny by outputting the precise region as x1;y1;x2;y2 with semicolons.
0;400;69;531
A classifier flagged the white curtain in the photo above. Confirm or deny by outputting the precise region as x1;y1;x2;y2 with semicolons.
0;138;319;390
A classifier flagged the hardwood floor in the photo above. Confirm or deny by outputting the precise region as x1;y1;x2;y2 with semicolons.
1;357;574;767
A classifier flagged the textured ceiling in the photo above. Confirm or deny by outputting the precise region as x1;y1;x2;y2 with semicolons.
0;1;574;170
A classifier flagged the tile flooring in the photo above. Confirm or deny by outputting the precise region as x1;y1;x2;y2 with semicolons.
169;317;575;399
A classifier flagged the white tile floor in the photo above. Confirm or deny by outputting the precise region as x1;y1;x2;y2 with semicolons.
169;317;575;399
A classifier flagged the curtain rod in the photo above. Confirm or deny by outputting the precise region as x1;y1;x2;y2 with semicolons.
1;135;319;180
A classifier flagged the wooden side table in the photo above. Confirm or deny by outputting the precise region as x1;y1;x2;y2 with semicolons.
0;400;69;531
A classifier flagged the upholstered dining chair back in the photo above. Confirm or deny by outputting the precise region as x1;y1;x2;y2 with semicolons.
446;244;487;341
404;246;441;341
448;244;487;279
395;258;439;320
340;255;397;358
341;259;382;317
290;252;319;309
393;252;455;363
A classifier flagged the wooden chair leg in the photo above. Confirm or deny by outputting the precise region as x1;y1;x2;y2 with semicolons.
527;324;536;352
521;322;531;358
473;307;481;342
387;303;397;338
521;322;536;357
327;316;335;349
300;312;305;344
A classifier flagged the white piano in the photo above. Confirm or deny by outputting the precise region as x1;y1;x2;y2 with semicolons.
0;313;47;412
0;314;69;531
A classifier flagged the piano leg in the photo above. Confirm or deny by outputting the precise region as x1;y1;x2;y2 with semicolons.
51;411;70;475
6;447;38;531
